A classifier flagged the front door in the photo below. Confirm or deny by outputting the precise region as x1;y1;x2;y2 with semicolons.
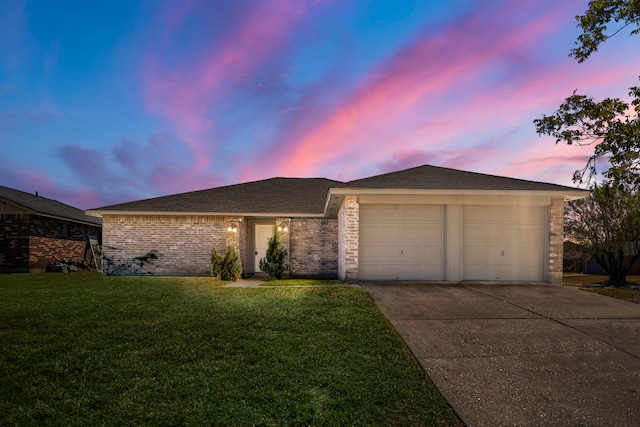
254;224;273;272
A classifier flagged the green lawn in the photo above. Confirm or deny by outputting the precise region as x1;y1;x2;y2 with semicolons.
0;273;461;426
563;274;640;304
261;279;345;286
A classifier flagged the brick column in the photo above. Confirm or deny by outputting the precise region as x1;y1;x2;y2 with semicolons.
225;220;240;249
338;196;359;281
548;198;564;284
276;218;291;278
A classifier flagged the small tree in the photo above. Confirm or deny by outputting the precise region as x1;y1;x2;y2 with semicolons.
211;245;242;281
259;226;288;279
565;184;640;287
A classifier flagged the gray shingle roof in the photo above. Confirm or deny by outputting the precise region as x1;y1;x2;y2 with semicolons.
0;186;102;226
91;178;345;215
345;164;583;192
88;165;585;216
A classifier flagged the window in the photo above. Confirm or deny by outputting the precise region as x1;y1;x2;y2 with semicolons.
59;223;69;238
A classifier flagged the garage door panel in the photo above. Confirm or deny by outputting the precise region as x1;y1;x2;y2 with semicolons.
464;245;504;263
381;208;403;221
360;205;445;281
502;264;542;282
401;206;443;222
463;206;545;282
359;263;400;280
423;225;444;240
360;244;403;261
360;208;382;221
381;226;404;240
360;225;383;243
463;263;502;281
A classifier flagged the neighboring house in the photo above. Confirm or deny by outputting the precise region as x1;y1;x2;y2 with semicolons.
0;186;103;273
563;241;640;275
86;165;586;283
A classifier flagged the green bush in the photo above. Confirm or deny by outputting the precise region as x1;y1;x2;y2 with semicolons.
259;226;289;279
211;245;242;281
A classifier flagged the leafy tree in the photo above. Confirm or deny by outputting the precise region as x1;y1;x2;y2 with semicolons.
211;245;242;281
534;0;640;188
534;88;640;187
565;184;640;287
259;226;288;279
535;1;640;286
570;0;640;63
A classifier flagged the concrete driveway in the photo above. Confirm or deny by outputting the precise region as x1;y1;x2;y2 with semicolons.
363;283;640;427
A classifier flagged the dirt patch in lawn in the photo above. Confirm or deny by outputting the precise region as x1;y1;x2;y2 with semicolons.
563;274;640;286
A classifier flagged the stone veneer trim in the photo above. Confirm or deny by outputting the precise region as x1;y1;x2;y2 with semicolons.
548;198;564;284
338;196;359;281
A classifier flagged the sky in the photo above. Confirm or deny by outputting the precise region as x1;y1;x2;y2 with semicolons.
1;0;638;209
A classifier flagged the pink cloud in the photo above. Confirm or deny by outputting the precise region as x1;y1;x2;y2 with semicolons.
238;1;585;182
141;0;318;174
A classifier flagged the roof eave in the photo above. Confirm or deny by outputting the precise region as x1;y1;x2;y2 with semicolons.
85;210;326;218
37;212;102;227
328;187;588;200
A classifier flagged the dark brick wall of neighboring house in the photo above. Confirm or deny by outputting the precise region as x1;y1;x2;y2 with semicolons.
28;217;101;271
0;214;101;272
288;218;338;279
0;215;30;272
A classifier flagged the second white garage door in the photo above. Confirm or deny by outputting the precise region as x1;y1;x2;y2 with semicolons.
463;206;546;281
359;204;445;280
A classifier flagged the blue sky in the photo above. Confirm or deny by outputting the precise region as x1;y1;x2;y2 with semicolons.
1;0;638;209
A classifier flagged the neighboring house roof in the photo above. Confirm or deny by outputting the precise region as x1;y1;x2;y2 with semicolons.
88;178;346;216
0;186;102;226
86;165;587;218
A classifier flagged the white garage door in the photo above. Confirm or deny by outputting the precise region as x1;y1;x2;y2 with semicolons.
359;205;445;280
463;206;546;281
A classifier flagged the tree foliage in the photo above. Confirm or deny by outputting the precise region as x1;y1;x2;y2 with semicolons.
534;0;640;188
534;87;640;187
565;184;640;287
571;0;640;63
536;1;640;287
259;227;288;280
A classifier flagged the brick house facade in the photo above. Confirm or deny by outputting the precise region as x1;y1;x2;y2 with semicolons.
87;165;585;282
0;187;102;273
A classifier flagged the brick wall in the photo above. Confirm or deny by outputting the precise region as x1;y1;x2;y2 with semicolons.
28;216;102;271
0;215;101;272
548;198;564;284
237;220;248;275
288;218;338;279
102;215;231;275
0;215;29;272
338;196;359;281
29;237;87;270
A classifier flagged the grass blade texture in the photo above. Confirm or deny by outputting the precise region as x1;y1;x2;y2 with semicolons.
0;273;460;426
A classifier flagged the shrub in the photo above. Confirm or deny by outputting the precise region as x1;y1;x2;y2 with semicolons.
259;226;288;279
211;245;242;281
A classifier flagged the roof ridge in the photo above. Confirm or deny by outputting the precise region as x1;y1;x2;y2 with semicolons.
346;164;582;190
0;185;102;225
0;185;77;208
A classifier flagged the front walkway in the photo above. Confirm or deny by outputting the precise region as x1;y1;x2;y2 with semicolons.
363;282;640;426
